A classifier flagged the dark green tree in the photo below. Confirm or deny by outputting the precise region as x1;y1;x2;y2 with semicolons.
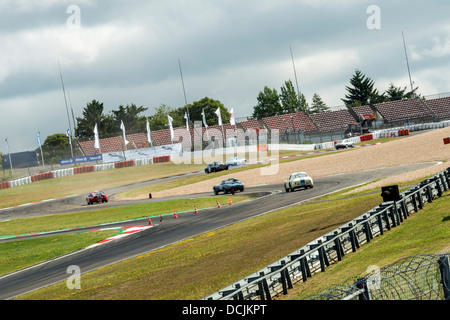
280;79;310;114
148;104;174;131
384;83;418;101
39;133;71;164
342;69;384;108
184;97;230;126
252;86;283;119
310;93;330;114
75;100;114;138
280;80;300;113
111;103;148;132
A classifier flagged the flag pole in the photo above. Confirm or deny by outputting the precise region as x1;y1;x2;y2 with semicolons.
58;61;74;158
37;132;45;170
5;137;13;177
178;58;190;128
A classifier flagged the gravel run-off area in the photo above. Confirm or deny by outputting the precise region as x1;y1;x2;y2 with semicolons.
147;126;450;198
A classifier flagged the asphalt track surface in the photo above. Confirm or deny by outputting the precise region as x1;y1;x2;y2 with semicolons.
0;161;438;300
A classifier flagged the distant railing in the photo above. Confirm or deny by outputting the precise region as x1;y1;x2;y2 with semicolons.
204;167;450;300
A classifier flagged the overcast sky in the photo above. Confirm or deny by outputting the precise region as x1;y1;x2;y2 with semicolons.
1;0;450;153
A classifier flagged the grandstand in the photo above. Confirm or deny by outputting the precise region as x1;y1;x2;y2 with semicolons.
261;111;317;133
77;95;450;156
309;109;357;132
424;96;450;120
372;98;434;123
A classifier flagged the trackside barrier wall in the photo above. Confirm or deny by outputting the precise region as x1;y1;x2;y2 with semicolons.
153;155;170;163
204;167;450;300
114;160;135;169
0;182;11;189
4;156;157;189
74;166;95;174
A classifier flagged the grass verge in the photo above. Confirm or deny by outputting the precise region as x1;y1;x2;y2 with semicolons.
15;175;449;300
0;231;118;276
0;195;252;238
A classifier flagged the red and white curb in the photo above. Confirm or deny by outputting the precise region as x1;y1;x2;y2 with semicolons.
86;225;152;249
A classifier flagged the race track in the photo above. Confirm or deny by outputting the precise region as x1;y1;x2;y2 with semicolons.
0;162;438;300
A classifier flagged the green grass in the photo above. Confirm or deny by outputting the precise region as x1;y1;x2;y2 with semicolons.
0;231;118;276
0;195;252;238
15;177;448;300
0;162;206;209
6;182;399;299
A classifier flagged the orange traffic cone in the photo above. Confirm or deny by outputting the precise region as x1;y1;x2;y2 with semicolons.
216;200;221;208
194;206;199;214
148;218;153;226
173;210;178;218
228;197;233;205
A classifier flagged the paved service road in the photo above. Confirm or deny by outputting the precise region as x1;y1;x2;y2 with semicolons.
0;162;437;299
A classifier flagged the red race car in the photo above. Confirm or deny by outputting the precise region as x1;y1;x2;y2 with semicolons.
86;190;108;205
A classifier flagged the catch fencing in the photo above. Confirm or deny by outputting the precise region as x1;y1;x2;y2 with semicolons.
306;253;449;300
204;167;450;300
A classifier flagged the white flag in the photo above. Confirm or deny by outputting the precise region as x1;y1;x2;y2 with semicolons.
184;112;189;131
168;115;174;141
120;120;129;145
146;119;153;147
93;123;100;149
215;107;222;126
229;108;235;125
201;108;208;128
37;132;42;150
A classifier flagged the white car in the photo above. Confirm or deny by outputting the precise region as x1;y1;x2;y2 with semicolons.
226;156;246;166
335;139;354;150
284;172;314;192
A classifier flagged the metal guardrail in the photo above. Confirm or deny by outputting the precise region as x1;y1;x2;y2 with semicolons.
204;167;450;300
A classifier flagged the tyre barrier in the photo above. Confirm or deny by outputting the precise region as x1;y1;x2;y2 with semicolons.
114;160;135;169
135;157;154;166
94;163;115;171
52;168;74;178
359;134;374;142
73;166;95;175
153;155;171;163
30;172;54;182
398;129;410;136
0;181;11;189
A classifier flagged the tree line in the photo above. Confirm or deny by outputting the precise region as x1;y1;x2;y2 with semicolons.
74;97;232;139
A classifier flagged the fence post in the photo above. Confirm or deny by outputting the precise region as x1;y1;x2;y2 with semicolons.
355;278;371;300
400;199;409;220
410;192;418;212
382;209;391;231
363;219;373;243
333;232;344;261
299;250;311;282
440;174;447;192
438;255;450;300
435;177;443;197
393;202;402;225
417;190;424;209
426;185;433;203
